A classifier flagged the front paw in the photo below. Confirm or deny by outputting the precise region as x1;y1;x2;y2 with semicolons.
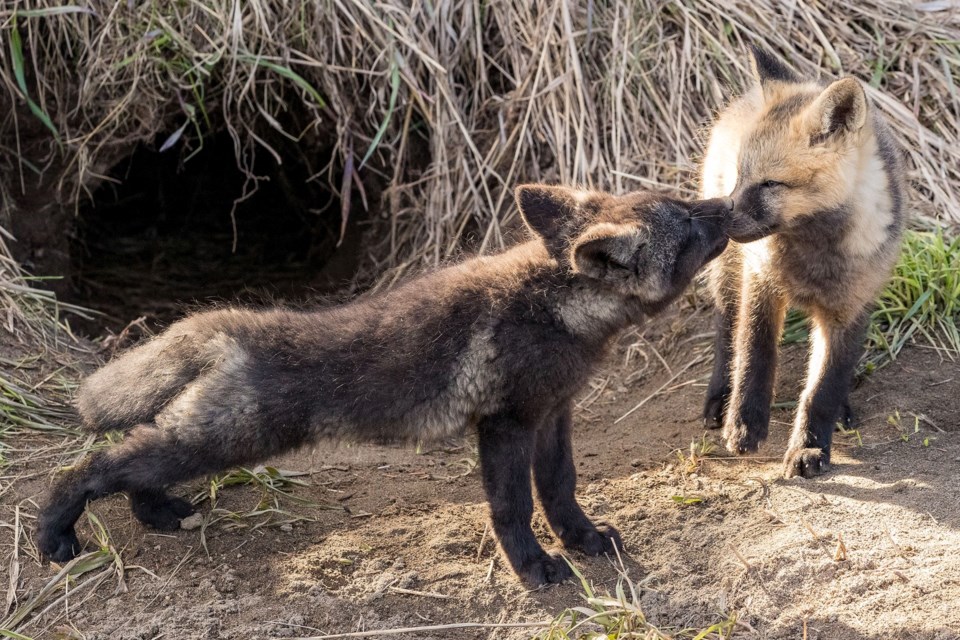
783;447;830;478
562;523;623;556
37;526;82;563
722;401;769;454
518;551;573;586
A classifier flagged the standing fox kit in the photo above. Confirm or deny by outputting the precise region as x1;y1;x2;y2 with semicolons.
37;186;731;585
701;46;905;477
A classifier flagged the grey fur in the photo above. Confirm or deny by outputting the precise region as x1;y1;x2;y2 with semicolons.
38;185;731;585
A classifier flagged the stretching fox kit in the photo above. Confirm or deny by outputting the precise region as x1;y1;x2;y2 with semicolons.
37;185;731;585
701;46;905;478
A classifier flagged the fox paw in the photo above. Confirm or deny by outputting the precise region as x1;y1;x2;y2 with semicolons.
723;421;765;454
37;527;81;563
840;402;855;429
722;402;769;454
783;447;830;478
563;524;623;556
518;552;573;586
132;495;195;531
703;391;727;430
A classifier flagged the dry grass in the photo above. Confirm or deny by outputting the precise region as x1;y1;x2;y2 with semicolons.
0;1;957;363
1;2;959;286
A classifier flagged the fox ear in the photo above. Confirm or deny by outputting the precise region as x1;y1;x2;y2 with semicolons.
806;78;867;144
748;44;800;87
515;184;580;242
571;223;646;280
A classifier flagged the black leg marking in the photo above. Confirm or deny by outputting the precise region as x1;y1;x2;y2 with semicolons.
533;405;622;556
724;285;786;454
130;489;194;530
840;400;855;430
478;413;571;586
704;308;734;429
37;426;223;562
784;312;868;478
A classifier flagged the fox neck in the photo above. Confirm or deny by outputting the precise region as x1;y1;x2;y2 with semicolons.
556;281;638;340
840;124;897;257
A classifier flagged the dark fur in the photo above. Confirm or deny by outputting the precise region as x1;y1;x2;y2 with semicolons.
37;186;730;585
701;47;905;478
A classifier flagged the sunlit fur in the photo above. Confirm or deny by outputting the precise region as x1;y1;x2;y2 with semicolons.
700;46;905;478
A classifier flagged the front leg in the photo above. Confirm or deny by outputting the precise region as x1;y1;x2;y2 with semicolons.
477;413;571;586
533;404;622;556
784;311;867;478
723;280;786;454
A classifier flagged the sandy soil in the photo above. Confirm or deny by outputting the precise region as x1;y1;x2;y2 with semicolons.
2;307;959;640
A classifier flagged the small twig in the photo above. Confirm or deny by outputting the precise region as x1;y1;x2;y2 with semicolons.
292;620;552;639
728;544;752;572
4;505;20;615
834;532;848;562
476;521;490;560
387;586;452;599
614;355;705;423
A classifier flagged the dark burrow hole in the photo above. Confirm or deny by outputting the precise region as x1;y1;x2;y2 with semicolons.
65;132;369;337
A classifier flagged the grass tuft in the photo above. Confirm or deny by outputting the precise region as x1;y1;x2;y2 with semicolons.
781;229;960;371
537;556;736;639
866;228;960;367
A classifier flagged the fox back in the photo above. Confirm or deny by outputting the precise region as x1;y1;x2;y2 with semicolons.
77;187;730;454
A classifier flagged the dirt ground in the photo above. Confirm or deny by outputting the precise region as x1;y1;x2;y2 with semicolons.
2;305;959;640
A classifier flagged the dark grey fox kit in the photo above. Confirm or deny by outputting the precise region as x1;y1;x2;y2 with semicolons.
700;46;905;478
37;185;730;584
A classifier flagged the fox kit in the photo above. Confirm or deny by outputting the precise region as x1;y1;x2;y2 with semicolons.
701;46;905;478
37;186;731;585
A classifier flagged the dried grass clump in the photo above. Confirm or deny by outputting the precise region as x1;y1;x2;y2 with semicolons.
0;1;958;316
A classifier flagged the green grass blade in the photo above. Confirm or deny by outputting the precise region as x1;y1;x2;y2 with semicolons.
8;21;61;145
13;6;95;17
238;55;325;107
360;56;400;169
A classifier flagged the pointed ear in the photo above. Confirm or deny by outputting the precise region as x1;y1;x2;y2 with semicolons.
515;184;579;241
805;78;868;144
571;223;646;279
748;44;800;88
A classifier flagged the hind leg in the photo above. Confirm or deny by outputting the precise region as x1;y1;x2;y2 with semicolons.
129;489;194;530
704;306;736;429
37;425;225;562
703;251;741;429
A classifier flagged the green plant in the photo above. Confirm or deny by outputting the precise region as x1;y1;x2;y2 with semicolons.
536;557;736;639
780;229;960;371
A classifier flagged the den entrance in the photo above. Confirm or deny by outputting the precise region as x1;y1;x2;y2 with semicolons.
66;134;365;336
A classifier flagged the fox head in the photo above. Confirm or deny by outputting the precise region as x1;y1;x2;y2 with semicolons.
725;45;872;242
514;185;731;307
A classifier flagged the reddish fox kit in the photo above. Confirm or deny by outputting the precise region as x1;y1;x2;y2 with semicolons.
37;186;731;585
701;46;905;478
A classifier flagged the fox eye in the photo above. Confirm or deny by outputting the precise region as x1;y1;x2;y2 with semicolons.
759;180;786;189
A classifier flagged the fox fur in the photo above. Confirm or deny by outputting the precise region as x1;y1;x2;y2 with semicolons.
37;186;731;585
700;45;905;478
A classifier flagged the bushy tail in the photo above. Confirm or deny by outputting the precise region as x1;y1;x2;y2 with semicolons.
76;328;208;433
